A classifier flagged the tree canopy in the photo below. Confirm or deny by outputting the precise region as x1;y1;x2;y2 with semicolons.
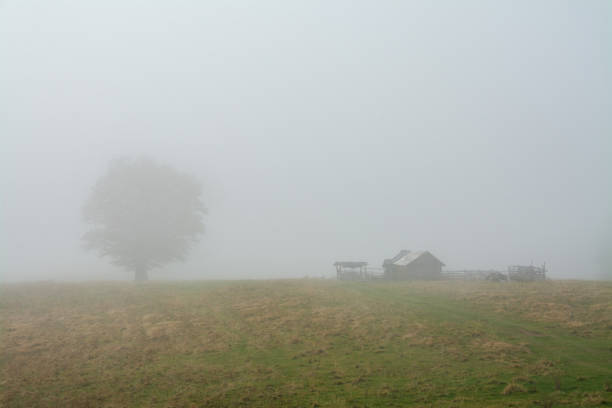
82;158;206;281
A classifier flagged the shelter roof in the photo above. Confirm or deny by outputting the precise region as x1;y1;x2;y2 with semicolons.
333;261;368;268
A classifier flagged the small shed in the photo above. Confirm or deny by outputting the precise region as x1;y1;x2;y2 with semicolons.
334;261;368;281
382;250;444;280
507;264;546;281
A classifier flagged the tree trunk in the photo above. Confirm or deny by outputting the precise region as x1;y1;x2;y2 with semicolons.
134;268;149;282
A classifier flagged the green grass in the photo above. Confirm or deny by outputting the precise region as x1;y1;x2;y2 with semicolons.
1;279;611;407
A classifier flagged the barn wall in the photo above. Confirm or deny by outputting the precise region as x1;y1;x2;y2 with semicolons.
384;260;442;280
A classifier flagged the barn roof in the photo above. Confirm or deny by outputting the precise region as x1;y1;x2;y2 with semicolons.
384;250;445;267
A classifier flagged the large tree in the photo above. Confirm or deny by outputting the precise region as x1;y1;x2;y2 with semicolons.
82;158;206;281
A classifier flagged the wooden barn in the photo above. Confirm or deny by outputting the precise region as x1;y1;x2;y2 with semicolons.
382;250;444;280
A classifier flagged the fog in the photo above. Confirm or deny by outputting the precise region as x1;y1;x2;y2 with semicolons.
1;1;610;282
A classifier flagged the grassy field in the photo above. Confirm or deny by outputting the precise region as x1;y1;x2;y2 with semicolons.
1;279;611;407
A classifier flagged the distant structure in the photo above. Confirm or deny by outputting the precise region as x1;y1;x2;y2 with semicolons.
507;264;546;281
334;251;547;282
334;261;368;281
382;250;444;280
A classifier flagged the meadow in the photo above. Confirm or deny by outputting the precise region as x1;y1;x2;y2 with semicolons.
1;279;611;407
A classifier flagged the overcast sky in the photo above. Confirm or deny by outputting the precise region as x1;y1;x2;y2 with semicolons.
1;0;611;281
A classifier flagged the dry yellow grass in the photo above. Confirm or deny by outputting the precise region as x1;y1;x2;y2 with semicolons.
1;279;611;407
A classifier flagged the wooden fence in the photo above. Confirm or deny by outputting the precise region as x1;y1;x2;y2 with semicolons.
442;270;508;281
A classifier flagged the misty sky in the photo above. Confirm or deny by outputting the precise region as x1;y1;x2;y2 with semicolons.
1;1;611;281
